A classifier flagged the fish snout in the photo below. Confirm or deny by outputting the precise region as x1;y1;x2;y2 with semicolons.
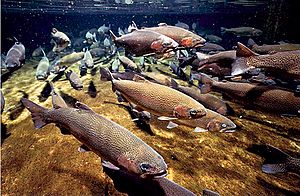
139;162;168;179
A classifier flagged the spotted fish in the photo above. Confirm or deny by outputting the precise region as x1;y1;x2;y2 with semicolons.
21;98;168;178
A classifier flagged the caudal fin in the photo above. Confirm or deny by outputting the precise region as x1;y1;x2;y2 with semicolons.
261;144;291;174
220;27;227;36
21;98;48;129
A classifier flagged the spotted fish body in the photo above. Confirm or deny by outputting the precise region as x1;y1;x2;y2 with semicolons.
232;43;300;79
5;42;25;69
112;77;207;119
144;24;206;48
251;43;300;54
21;98;167;178
111;29;178;56
199;73;300;115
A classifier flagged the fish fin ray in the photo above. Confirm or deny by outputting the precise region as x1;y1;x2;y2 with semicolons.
194;127;208;132
101;160;120;170
167;121;178;129
158;116;178;121
236;42;259;57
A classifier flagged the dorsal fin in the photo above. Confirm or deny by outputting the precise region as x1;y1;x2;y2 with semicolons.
158;23;168;27
236;42;258;57
133;75;148;83
75;102;94;112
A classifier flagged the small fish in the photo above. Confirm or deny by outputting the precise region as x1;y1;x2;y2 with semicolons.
51;52;85;73
108;73;207;120
169;62;188;81
5;41;25;70
175;21;190;30
118;27;125;36
196;50;236;67
88;81;97;98
144;23;206;48
21;98;168;178
196;73;300;115
111;58;121;72
51;28;71;52
167;78;229;115
32;46;44;59
50;82;68;109
221;26;263;37
248;39;300;54
110;29;179;56
231;42;300;80
205;34;222;44
118;55;141;72
36;48;50;80
249;144;300;175
199;43;225;53
85;31;98;44
38;81;52;102
65;70;83;90
103;38;111;47
98;24;111;34
8;91;28;120
81;49;94;68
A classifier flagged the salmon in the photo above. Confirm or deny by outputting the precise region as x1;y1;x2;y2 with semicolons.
110;29;178;56
110;75;207;120
21;98;167;178
144;23;206;48
197;73;300;115
231;42;300;79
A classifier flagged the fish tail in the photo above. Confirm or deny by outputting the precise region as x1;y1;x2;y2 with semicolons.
100;67;113;81
247;38;256;48
195;73;214;94
21;98;49;129
261;145;290;174
170;78;179;88
220;27;227;35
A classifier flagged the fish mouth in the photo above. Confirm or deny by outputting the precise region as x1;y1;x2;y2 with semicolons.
220;125;237;133
150;170;168;178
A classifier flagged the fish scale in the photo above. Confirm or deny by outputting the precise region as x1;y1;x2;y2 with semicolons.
47;108;160;164
113;79;207;118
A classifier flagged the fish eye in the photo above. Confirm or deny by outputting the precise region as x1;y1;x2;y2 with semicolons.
162;42;171;47
140;163;153;172
221;123;227;128
189;109;198;117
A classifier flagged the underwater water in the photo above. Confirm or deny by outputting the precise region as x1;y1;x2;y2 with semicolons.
1;0;300;195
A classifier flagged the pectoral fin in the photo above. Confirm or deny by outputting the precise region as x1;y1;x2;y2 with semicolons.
158;116;178;121
167;121;178;129
194;127;208;133
78;144;91;152
101;160;120;170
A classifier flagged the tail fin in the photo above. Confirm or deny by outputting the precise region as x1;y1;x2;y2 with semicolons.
49;82;68;109
192;73;214;94
100;67;112;81
21;98;48;129
247;38;256;48
261;145;291;174
170;78;179;88
220;27;227;36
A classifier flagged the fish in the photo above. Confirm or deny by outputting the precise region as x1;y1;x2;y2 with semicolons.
110;29;179;56
32;46;44;59
98;24;111;34
85;31;98;44
167;78;229;115
196;73;300;115
231;42;300;79
196;50;236;67
38;81;52;102
109;74;207;120
221;26;263;37
81;49;94;68
175;21;190;30
89;47;106;58
248;38;300;54
103;37;111;47
8;91;28;120
21;98;168;178
168;62;188;81
50;82;68;109
174;108;236;132
51;28;71;52
205;34;222;44
88;81;97;98
35;48;50;80
5;41;25;70
197;63;232;78
111;58;121;72
50;52;85;73
1;90;5;113
118;27;125;36
118;55;141;72
248;144;300;175
144;23;206;48
65;70;83;90
199;43;225;53
102;164;200;196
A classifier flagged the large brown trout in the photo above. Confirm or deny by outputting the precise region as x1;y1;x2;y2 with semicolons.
21;98;167;178
231;42;300;79
110;75;207;120
196;73;300;115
